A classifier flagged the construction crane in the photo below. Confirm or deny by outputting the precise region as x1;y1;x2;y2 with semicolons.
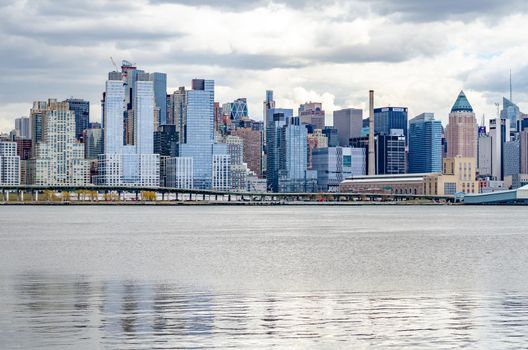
110;56;119;72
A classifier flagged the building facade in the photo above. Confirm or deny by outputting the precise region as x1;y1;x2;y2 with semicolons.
408;113;442;173
333;108;362;146
445;91;477;158
0;141;20;185
299;102;325;130
66;98;90;142
26;100;89;186
312;147;365;192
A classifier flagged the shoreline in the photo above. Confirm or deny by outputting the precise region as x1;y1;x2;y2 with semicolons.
0;200;455;206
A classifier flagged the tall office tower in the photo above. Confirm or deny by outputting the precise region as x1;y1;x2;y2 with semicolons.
29;100;48;157
278;117;317;193
231;127;263;177
520;130;528;174
149;72;167;127
98;69;160;187
408;113;443;173
299;102;325;130
14;117;30;139
333;108;363;146
445;91;477;158
168;87;187;140
477;134;492;177
223;98;249;125
66;98;90;142
322;127;339;147
263;90;276;128
501;97;522;132
374;106;408;140
83;128;104;160
0;141;20;185
376;130;406;175
312;147;365;192
503;140;520;188
489;118;510;180
266;108;292;191
26;100;89;185
178;79;230;189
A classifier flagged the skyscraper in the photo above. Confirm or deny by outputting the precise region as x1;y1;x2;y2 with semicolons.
374;106;408;141
489;117;510;180
445;91;477;158
97;67;160;187
149;72;167;127
26;100;89;185
333;108;362;146
312;146;365;192
83;128;103;160
266;108;292;191
263;90;275;125
178;79;230;189
299;102;325;130
168;87;187;140
66;98;90;142
14;117;30;139
408;113;442;173
520;130;528;174
231;127;263;177
222;98;248;125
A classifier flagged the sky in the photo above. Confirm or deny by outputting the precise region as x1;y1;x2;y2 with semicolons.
1;0;527;132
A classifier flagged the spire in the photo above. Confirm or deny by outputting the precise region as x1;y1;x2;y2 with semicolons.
510;69;513;102
451;90;473;113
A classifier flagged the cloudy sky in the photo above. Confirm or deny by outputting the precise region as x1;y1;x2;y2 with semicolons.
1;0;527;131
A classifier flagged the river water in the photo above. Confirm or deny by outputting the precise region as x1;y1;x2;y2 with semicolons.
1;205;527;349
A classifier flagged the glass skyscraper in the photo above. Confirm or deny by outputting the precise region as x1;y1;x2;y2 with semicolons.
149;72;167;127
374;107;408;141
178;79;230;189
408;113;443;173
98;67;160;187
66;98;90;142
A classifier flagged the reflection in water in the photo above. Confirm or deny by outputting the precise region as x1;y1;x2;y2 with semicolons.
2;273;528;349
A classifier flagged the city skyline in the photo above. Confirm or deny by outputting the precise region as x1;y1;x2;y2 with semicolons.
1;1;528;131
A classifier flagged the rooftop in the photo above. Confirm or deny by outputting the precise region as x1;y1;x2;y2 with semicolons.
451;90;473;113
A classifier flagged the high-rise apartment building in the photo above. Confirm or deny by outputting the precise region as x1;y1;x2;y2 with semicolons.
66;98;89;142
0;141;20;185
231;127;263;177
333;108;362;146
445;91;477;158
408;113;442;173
299;102;325;130
26;100;89;185
226;135;247;191
97;66;160;187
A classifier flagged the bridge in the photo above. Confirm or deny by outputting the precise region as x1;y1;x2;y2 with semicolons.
0;185;455;204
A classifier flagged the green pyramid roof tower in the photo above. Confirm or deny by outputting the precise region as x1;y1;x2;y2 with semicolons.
451;90;473;113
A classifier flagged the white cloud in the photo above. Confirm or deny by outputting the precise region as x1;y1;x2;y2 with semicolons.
0;0;527;131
